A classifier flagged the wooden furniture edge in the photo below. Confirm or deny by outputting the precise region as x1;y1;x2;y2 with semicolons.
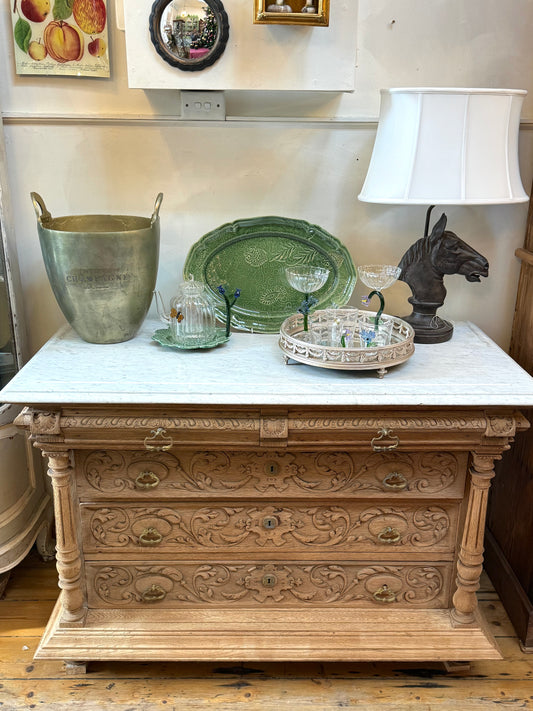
515;247;533;267
484;528;533;652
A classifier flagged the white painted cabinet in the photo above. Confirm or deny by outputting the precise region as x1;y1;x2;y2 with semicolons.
0;120;54;596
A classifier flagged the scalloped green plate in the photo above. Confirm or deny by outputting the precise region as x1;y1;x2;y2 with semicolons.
151;327;230;350
183;216;357;333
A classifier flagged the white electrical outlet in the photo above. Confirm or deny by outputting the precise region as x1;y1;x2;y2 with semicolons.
180;91;226;121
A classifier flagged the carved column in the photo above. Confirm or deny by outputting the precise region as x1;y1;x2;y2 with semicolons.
43;450;86;626
451;452;496;625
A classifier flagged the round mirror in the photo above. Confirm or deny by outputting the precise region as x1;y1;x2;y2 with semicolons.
149;0;229;71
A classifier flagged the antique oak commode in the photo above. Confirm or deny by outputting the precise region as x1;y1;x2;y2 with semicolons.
2;319;533;671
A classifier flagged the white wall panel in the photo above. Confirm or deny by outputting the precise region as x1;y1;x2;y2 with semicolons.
123;0;358;91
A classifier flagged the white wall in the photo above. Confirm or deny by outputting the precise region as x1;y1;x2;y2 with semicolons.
1;0;532;353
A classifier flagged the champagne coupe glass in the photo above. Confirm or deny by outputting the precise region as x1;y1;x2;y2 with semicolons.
285;265;330;332
358;264;401;330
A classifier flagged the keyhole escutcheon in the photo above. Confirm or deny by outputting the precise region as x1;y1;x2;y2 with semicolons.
263;516;278;530
262;573;277;587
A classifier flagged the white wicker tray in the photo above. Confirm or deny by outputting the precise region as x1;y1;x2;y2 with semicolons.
279;309;415;377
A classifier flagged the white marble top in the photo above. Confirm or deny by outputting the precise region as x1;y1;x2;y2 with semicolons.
1;319;533;408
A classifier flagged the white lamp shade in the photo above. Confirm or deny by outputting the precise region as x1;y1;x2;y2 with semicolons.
358;88;528;205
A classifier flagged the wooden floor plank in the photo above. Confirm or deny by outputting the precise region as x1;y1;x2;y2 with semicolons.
0;549;532;711
0;599;56;635
1;654;532;681
478;599;521;638
1;567;59;602
1;676;532;708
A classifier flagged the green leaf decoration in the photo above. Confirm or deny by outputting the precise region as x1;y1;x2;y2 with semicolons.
14;17;31;53
53;0;73;20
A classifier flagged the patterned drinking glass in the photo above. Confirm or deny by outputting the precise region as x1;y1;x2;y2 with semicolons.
358;265;401;292
358;264;401;328
285;265;330;331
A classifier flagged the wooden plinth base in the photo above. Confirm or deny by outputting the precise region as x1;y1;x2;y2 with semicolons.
35;599;502;664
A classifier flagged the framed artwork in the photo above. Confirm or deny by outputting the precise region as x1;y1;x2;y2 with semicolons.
10;0;110;77
253;0;329;26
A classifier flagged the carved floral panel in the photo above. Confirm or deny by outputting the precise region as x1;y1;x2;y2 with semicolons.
87;562;451;609
82;502;456;553
77;449;467;499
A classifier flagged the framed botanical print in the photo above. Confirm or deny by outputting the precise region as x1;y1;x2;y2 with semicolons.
11;0;110;77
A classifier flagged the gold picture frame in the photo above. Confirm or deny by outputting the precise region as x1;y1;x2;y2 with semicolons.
254;0;329;26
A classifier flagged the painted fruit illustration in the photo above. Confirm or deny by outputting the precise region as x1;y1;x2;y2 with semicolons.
28;39;47;60
20;0;50;22
72;0;106;35
88;36;106;57
43;20;83;62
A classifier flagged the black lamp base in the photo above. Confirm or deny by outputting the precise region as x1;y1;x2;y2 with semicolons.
401;306;454;344
397;206;489;346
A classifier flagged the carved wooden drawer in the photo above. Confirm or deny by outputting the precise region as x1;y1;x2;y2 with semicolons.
80;501;460;555
75;449;468;500
85;561;454;609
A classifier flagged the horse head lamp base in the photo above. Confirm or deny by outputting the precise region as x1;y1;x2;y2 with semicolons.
398;207;489;344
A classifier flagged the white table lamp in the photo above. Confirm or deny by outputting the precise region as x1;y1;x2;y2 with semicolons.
359;87;528;343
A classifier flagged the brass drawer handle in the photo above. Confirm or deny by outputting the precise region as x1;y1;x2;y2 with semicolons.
144;427;173;452
139;527;163;546
135;470;160;490
263;516;278;530
373;584;396;604
262;573;277;587
371;427;400;452
141;584;166;603
382;471;407;490
376;526;401;544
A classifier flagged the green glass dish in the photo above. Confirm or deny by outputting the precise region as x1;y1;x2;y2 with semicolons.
151;327;230;350
183;216;357;333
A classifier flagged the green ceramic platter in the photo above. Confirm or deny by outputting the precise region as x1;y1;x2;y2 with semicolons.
183;216;357;333
151;327;230;350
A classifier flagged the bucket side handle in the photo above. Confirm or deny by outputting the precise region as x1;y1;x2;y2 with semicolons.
151;193;164;225
30;192;52;223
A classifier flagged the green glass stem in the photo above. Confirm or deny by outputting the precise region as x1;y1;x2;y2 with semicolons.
225;304;231;337
367;290;385;328
222;295;238;337
298;293;318;331
303;293;309;331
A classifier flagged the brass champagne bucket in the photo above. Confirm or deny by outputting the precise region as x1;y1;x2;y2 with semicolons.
31;192;162;344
